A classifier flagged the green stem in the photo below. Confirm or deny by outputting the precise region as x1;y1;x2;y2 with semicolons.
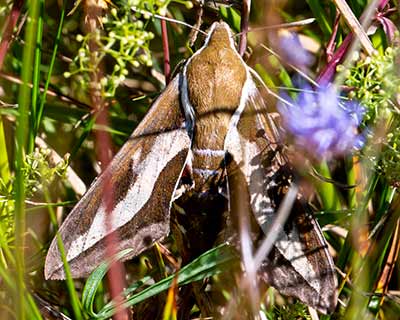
305;0;332;37
15;1;40;319
28;0;44;153
346;156;357;208
45;191;83;320
0;119;10;185
34;0;67;143
0;219;15;266
315;161;340;211
26;293;43;320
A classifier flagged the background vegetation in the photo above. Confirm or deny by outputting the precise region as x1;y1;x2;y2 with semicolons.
0;0;399;319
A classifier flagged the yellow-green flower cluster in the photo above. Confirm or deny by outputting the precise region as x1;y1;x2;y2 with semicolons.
345;47;400;124
65;0;192;97
345;47;400;186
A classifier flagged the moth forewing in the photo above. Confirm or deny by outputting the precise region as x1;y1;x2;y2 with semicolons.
45;76;191;279
258;204;338;314
224;65;338;312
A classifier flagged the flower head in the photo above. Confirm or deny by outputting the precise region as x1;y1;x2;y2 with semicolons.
277;85;365;159
278;31;314;68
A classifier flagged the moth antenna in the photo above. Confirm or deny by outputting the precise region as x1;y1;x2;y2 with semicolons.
233;18;316;38
131;7;207;36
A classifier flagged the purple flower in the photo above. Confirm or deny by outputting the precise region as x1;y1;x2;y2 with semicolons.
278;32;314;68
277;85;365;159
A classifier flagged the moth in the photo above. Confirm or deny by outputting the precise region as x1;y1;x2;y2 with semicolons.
45;21;337;314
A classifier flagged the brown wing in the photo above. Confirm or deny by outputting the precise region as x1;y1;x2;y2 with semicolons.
224;75;337;313
259;202;338;314
45;75;191;279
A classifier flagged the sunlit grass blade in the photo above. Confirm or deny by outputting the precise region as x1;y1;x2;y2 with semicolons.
0;119;10;185
14;1;40;319
70;116;96;159
305;0;333;37
82;248;134;316
34;0;67;145
28;0;44;153
162;276;178;320
93;244;237;319
45;191;83;320
332;0;375;56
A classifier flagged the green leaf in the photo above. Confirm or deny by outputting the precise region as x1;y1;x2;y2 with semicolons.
96;244;237;319
306;0;332;37
82;248;134;317
219;6;241;33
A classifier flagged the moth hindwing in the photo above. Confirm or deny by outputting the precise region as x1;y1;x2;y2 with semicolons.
45;21;337;314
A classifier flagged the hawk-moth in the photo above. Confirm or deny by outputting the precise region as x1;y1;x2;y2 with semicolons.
45;21;337;314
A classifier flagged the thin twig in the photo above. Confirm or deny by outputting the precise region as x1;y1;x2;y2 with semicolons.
317;0;381;84
131;7;207;36
239;0;251;56
377;219;400;295
326;10;341;62
332;0;375;56
0;71;92;109
235;18;316;37
189;1;204;46
260;44;317;86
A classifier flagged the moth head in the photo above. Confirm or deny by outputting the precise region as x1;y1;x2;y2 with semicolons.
204;21;235;50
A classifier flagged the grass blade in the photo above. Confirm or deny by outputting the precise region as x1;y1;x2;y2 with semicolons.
14;1;40;319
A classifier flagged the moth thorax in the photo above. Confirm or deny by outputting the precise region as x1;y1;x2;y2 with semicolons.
185;24;247;117
183;23;247;193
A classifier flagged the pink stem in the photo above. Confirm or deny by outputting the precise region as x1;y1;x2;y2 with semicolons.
0;0;24;70
161;19;171;84
84;2;128;319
